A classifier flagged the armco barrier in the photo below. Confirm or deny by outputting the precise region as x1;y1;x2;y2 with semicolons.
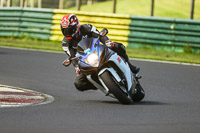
51;9;131;46
0;7;53;40
128;16;200;52
0;7;200;53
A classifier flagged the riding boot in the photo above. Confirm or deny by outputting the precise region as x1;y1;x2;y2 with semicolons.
127;61;140;74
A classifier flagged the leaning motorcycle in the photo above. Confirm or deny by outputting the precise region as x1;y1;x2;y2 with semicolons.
63;29;145;104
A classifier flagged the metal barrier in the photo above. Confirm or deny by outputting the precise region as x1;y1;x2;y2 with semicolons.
50;9;131;46
0;7;53;40
128;16;200;52
0;7;200;53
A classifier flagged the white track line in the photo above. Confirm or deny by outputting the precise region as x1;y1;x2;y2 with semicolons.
1;46;199;67
131;58;200;67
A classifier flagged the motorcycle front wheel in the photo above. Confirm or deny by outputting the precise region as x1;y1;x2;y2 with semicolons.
100;71;132;104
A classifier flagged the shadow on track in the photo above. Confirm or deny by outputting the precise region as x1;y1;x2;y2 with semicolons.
79;100;168;105
132;101;168;106
102;100;168;105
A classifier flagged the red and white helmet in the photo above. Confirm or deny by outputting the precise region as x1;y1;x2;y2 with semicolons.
60;14;80;38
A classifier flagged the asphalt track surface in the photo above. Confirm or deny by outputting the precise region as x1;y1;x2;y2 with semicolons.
0;47;200;133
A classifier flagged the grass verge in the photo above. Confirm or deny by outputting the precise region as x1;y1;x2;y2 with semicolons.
0;37;200;64
68;0;200;20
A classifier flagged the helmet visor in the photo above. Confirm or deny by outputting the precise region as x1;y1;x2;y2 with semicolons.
62;27;74;37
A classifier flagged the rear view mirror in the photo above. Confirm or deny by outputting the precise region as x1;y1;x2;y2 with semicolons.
100;28;108;36
62;59;71;67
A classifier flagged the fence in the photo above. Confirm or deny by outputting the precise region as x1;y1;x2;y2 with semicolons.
0;0;199;19
128;16;200;52
0;7;200;53
51;9;131;45
0;7;53;40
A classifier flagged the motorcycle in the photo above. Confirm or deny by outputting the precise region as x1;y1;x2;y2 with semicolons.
63;28;145;104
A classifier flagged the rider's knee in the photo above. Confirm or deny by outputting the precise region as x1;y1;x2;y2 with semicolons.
74;74;87;91
74;74;97;91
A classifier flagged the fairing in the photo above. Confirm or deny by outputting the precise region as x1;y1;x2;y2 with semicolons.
76;38;107;72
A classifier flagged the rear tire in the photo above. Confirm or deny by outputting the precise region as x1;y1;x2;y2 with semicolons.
100;71;132;104
132;83;145;102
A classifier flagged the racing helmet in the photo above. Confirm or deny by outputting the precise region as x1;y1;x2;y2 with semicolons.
60;14;80;38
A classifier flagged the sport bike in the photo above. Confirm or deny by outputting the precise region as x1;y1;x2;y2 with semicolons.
63;29;145;104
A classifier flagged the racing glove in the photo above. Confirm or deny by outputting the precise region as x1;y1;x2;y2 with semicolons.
105;40;114;48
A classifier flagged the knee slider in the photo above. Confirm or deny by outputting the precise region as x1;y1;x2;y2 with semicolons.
74;75;87;91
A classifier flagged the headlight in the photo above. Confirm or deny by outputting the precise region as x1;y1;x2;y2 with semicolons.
84;50;99;67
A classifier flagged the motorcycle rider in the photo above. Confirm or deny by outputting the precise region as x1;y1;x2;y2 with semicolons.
61;14;140;91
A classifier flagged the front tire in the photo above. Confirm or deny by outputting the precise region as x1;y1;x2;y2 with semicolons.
100;71;132;104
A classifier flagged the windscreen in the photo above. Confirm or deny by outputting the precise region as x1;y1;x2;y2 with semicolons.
77;38;93;54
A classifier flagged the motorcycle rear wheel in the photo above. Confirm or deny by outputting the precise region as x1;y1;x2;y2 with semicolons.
100;71;132;104
132;83;145;102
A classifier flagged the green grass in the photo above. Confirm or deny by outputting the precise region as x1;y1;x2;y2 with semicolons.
0;37;62;52
68;0;200;20
126;48;200;64
1;37;200;64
